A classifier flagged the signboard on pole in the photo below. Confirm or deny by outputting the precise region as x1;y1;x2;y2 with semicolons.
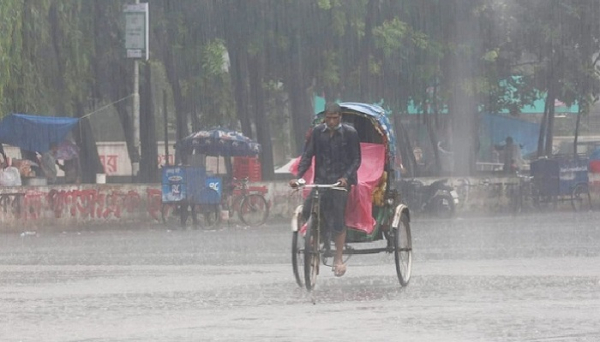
124;3;149;60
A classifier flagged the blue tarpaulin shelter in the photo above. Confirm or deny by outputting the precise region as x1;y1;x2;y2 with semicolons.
480;113;540;156
0;114;79;153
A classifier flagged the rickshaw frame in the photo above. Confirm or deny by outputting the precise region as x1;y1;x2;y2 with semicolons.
290;102;412;291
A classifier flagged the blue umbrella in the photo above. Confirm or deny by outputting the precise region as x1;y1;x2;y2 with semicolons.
176;128;261;157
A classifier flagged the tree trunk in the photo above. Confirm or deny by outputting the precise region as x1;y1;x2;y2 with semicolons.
447;1;479;177
537;100;549;158
111;62;139;179
48;3;66;114
248;55;274;181
392;114;414;177
287;34;313;156
574;104;582;156
359;0;377;100
163;44;188;164
544;85;556;156
229;45;251;136
425;112;440;176
222;0;251;136
74;101;104;183
139;61;158;183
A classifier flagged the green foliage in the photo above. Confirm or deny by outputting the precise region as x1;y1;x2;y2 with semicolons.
198;39;235;127
202;40;228;76
0;0;22;114
1;0;600;174
322;50;340;87
373;18;409;56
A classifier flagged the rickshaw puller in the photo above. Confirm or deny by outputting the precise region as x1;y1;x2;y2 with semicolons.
290;102;361;277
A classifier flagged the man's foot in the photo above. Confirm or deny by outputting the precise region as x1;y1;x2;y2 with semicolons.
333;262;347;277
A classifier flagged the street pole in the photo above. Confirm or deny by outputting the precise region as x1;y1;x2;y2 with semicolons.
132;0;140;179
124;0;148;181
132;58;140;179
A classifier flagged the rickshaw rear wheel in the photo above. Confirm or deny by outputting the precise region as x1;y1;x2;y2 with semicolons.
238;194;269;226
571;184;591;212
291;205;305;288
303;216;320;291
394;212;412;287
195;204;221;229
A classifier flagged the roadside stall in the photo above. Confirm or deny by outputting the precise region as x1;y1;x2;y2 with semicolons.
161;128;263;228
0;113;79;185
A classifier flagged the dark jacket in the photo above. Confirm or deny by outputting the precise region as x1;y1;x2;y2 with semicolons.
296;123;361;185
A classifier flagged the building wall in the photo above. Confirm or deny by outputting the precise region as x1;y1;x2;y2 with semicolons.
1;175;598;233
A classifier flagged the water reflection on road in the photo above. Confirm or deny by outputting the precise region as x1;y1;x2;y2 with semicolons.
1;212;599;341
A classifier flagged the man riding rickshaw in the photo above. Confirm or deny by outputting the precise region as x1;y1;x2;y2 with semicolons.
289;102;412;291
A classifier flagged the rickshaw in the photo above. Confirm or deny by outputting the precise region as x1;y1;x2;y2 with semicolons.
529;155;592;211
162;128;263;228
290;102;412;291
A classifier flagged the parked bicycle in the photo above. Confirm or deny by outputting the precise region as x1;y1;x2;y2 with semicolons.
220;177;269;226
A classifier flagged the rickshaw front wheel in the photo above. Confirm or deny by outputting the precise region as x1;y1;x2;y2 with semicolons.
303;217;320;291
291;205;305;288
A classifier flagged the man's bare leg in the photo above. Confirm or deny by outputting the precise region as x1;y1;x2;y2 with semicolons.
333;229;347;276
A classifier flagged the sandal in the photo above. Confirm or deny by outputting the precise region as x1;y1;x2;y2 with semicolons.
333;262;347;277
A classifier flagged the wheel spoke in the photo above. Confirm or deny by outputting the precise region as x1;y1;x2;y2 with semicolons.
394;212;412;287
239;194;269;226
291;205;305;288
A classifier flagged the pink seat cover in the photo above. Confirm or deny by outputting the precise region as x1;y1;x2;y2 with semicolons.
290;142;386;234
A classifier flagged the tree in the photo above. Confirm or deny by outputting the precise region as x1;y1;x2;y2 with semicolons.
510;0;600;157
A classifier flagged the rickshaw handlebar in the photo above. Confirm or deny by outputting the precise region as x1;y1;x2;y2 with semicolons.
290;179;346;191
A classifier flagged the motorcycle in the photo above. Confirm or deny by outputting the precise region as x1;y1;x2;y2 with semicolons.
398;178;459;218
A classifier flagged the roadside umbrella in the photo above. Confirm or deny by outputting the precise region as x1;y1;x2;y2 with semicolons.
54;140;79;160
176;128;261;157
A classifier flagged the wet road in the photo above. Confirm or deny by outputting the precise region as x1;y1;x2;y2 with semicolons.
1;212;600;342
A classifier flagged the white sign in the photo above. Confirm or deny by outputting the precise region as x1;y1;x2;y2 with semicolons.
124;3;149;60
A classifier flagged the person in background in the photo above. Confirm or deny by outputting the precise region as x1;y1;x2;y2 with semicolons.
0;144;8;167
495;136;525;173
57;157;81;184
289;102;362;277
41;143;59;184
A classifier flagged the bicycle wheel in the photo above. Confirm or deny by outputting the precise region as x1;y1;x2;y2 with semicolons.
571;183;592;212
238;194;269;226
291;205;305;288
303;216;320;291
194;188;222;229
393;212;412;287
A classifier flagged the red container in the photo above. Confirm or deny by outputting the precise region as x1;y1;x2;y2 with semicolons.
233;157;262;182
590;160;600;173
